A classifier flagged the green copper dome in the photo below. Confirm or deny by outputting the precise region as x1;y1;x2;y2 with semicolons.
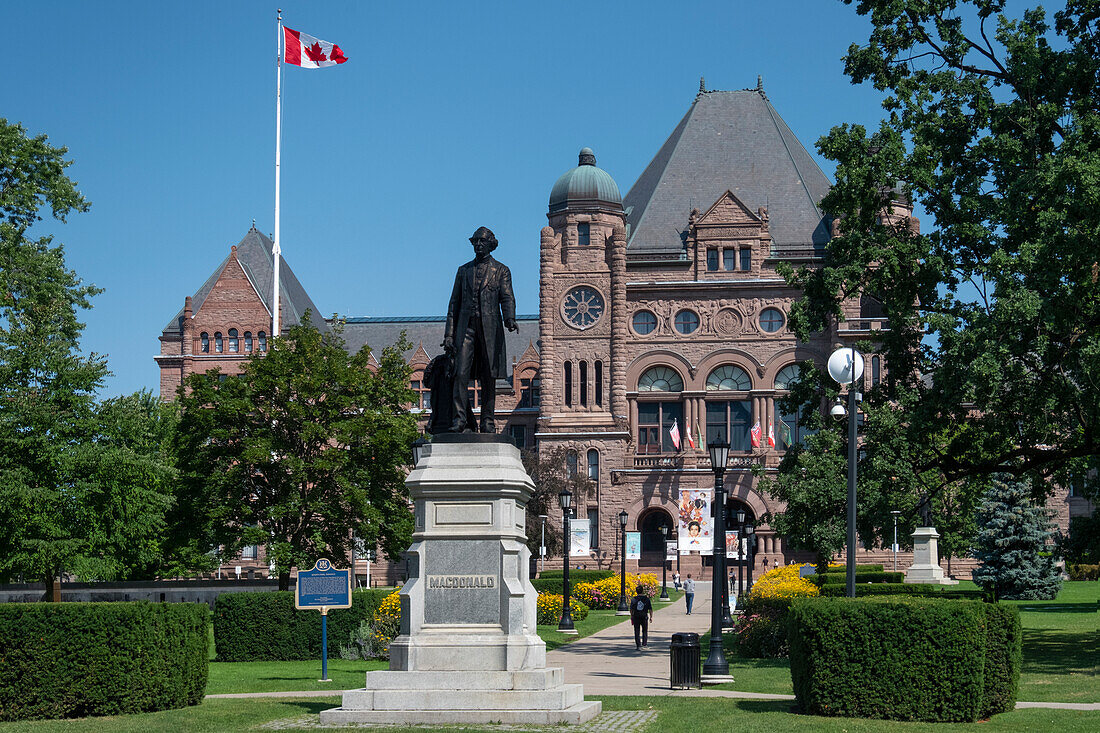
549;148;623;213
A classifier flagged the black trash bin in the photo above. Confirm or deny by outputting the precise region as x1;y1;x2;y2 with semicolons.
669;632;701;689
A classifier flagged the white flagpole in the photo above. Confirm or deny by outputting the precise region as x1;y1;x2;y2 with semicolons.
273;8;283;338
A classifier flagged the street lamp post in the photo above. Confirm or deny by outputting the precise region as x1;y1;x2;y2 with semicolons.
539;514;548;573
890;510;901;572
557;488;576;633
828;346;864;599
745;523;755;595
617;510;630;615
660;523;673;601
703;439;731;678
735;508;746;609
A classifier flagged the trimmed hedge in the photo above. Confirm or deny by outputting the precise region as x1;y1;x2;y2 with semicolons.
818;583;983;599
810;571;904;585
788;597;1019;722
0;602;208;721
1068;563;1099;581
737;597;795;658
214;589;390;661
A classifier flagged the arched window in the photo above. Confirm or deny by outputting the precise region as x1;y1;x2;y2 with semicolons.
595;361;603;407
774;363;817;449
587;449;599;482
258;331;267;352
637;366;684;454
214;332;223;353
579;361;588;406
706;365;752;451
872;356;881;386
566;450;578;478
638;366;684;392
564;361;573;407
244;332;253;352
228;328;239;353
706;365;752;391
200;332;209;353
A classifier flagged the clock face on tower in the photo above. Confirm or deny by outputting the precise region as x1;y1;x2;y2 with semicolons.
562;286;605;330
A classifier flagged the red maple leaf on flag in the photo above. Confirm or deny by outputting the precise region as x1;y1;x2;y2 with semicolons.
304;42;327;63
329;44;347;64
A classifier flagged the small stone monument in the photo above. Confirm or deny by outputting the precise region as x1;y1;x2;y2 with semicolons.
320;435;601;726
903;527;959;585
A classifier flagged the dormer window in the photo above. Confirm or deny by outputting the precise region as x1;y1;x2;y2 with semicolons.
200;332;209;353
214;332;223;353
258;331;267;352
228;328;239;353
244;332;253;352
740;247;752;271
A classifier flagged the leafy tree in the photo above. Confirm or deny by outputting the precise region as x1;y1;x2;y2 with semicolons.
519;447;591;559
174;316;418;590
773;0;1100;551
0;120;108;598
1060;514;1100;564
972;474;1061;600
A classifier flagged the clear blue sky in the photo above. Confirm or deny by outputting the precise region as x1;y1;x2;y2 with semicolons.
4;1;896;398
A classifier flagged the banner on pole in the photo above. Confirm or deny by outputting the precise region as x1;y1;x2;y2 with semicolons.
678;490;713;553
625;532;641;560
569;518;590;557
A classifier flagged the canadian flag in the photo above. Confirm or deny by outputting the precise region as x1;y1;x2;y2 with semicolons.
283;27;348;68
767;423;775;448
685;421;696;450
750;421;762;448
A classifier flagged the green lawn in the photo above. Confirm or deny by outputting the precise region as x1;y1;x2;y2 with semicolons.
537;607;632;651
1;695;1097;732
205;658;387;695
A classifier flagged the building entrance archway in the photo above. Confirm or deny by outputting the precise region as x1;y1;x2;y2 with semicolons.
638;507;674;569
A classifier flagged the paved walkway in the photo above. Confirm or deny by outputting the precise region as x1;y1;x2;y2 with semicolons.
208;581;1100;711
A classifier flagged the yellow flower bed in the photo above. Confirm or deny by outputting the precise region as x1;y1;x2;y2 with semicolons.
747;563;820;601
370;590;402;657
537;593;590;624
576;573;660;609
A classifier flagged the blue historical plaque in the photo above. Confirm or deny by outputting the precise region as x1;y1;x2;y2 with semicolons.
295;558;352;610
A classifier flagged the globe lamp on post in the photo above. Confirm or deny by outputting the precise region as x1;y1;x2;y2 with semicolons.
827;345;864;599
557;488;576;633
702;439;731;679
617;510;630;614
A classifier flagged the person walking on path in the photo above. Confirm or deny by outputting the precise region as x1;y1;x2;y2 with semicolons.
630;585;654;650
683;574;696;615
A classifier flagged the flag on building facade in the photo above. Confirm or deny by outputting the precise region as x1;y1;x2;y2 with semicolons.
750;421;762;448
669;419;681;450
283;27;348;68
779;421;792;448
695;420;702;449
685;421;696;450
767;423;775;447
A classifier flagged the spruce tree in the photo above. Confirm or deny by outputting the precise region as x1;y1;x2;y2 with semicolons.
972;475;1061;601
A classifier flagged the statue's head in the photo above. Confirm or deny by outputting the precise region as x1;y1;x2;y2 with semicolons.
469;226;498;253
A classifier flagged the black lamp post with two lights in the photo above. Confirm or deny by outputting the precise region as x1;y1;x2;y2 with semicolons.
557;488;577;634
702;439;731;679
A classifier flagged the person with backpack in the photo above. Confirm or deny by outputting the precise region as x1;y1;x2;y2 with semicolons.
630;584;654;650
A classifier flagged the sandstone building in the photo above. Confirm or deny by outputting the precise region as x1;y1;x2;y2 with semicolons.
158;83;1089;582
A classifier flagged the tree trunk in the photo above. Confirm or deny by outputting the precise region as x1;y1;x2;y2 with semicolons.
41;572;60;602
279;570;291;591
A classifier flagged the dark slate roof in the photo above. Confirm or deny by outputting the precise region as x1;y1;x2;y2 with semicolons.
624;89;832;254
162;227;328;336
340;315;540;374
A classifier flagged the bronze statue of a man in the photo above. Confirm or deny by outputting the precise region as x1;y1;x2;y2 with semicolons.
443;226;518;433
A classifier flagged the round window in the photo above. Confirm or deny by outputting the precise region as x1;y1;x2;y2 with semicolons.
760;307;785;333
632;310;657;335
674;310;699;334
562;286;605;329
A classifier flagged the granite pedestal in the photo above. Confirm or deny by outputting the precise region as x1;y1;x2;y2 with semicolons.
320;436;600;726
903;526;959;585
